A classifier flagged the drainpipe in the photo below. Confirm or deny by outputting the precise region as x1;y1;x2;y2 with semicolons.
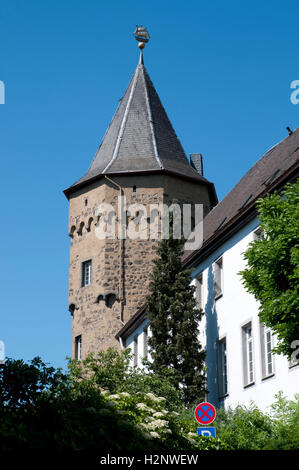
104;175;125;324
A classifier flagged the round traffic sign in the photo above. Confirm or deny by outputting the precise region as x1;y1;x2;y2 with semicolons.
194;402;216;425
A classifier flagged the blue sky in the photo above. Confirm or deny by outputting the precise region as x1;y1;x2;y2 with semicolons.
0;0;298;369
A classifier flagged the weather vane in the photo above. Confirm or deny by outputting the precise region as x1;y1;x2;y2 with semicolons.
133;25;150;50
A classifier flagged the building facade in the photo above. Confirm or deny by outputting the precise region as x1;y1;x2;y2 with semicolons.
189;216;299;411
118;128;299;411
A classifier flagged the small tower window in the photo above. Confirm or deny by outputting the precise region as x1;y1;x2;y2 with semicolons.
75;335;82;360
84;198;88;207
69;304;76;316
82;260;92;287
133;185;136;193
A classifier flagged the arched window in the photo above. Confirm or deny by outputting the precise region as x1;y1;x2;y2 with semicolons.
69;303;77;316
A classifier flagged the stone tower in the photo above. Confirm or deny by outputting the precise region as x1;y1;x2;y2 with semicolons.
64;50;217;359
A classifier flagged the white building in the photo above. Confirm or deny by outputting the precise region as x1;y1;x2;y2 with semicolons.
116;127;299;412
189;217;299;411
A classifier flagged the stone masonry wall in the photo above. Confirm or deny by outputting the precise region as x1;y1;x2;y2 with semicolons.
67;173;213;358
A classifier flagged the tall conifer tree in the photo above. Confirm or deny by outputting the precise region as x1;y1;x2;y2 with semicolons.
146;226;206;406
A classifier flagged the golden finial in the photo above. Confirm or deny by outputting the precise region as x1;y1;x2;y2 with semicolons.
133;25;150;50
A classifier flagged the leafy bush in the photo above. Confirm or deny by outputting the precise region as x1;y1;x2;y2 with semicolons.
68;348;183;412
214;393;299;450
214;403;273;450
69;349;229;450
265;392;299;450
170;392;299;450
99;390;230;450
0;354;229;450
1;352;297;451
0;357;159;451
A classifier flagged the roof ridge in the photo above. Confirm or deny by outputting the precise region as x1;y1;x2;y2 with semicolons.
141;63;163;169
183;125;299;262
212;128;299;209
102;63;140;173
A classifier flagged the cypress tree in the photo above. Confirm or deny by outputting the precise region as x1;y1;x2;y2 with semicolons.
146;226;206;406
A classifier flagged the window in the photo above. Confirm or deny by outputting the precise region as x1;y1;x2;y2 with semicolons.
133;335;138;367
143;326;148;359
75;335;82;360
218;338;228;397
289;344;299;368
260;323;274;378
214;257;223;299
253;227;264;240
242;323;254;386
82;260;92;287
195;274;203;309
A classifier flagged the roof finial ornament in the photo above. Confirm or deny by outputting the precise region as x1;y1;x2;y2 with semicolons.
133;25;150;50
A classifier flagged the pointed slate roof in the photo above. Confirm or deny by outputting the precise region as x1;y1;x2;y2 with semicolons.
64;52;216;200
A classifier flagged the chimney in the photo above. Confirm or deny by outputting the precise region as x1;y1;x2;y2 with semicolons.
190;153;203;176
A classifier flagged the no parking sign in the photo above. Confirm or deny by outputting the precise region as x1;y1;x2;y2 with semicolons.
194;402;216;438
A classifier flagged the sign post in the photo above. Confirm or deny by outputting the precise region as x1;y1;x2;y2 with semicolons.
194;402;216;438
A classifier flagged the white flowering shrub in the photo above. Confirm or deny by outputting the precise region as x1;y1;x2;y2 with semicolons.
102;390;230;450
69;349;230;450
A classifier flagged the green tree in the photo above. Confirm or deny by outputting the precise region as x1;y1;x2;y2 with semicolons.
239;179;299;357
146;226;206;406
0;356;67;407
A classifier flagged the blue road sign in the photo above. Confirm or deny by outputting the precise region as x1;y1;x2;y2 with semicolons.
197;427;216;438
